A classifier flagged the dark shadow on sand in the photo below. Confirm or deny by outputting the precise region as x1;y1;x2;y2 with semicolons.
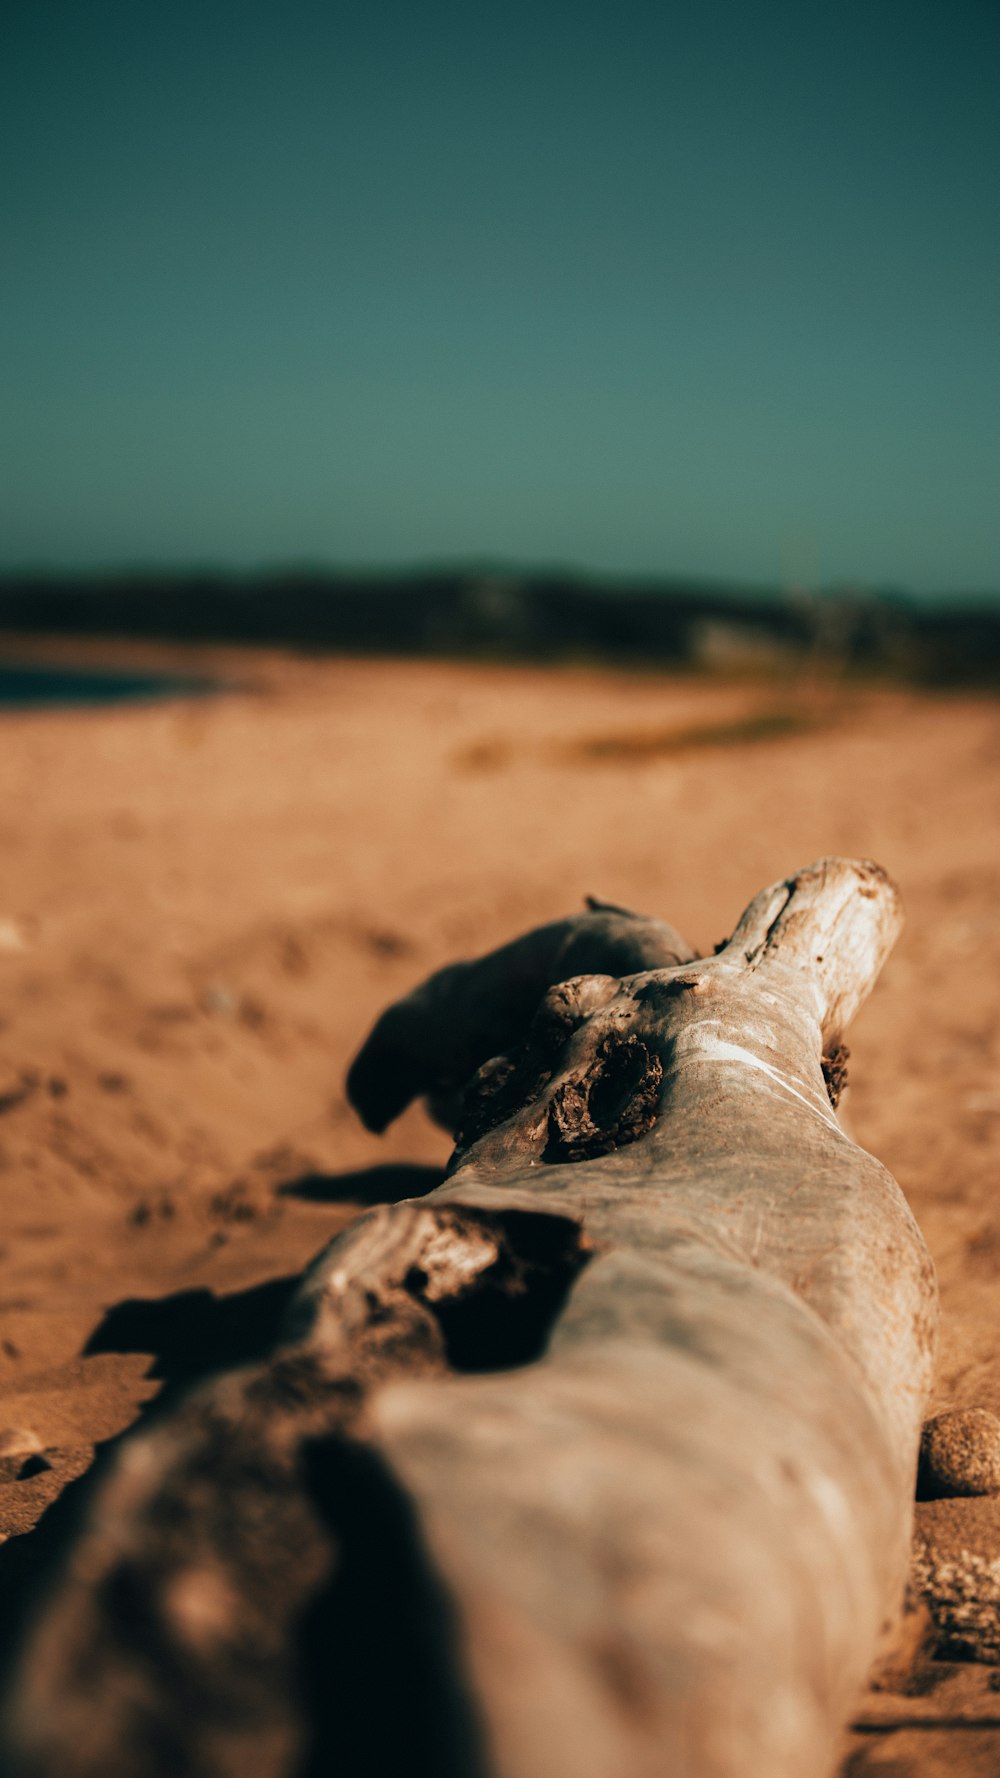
0;1159;458;1762
83;1275;300;1387
0;1272;303;1674
278;1162;445;1207
83;1167;443;1389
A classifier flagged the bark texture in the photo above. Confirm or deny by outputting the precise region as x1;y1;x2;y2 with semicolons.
0;859;938;1778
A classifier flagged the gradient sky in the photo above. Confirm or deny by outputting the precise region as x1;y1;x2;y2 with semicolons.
2;0;997;592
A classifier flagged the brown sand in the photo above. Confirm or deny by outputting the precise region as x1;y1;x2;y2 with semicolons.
0;640;998;1774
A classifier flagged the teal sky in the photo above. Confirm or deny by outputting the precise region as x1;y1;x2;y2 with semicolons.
2;0;998;593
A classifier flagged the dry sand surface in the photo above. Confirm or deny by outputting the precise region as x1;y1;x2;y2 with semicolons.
0;640;998;1775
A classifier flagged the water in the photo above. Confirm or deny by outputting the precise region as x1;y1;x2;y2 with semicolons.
0;662;212;710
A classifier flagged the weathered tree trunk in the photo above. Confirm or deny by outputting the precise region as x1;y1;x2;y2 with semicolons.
0;860;937;1778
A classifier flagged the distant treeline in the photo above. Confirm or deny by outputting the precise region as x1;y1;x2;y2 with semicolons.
0;569;998;683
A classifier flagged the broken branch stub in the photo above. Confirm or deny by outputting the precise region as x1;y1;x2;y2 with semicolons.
0;859;937;1778
346;901;695;1134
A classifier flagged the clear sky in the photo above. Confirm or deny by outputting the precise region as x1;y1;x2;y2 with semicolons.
2;0;997;593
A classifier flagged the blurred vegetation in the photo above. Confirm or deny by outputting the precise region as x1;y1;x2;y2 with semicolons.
560;709;817;763
0;568;998;687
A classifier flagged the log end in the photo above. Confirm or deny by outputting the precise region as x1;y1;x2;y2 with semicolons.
722;857;903;1038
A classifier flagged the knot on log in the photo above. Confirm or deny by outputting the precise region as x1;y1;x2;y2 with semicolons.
454;975;663;1166
408;1208;592;1373
545;1035;663;1162
293;1203;592;1380
453;974;619;1155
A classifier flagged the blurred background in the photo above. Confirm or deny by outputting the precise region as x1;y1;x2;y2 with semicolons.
1;0;997;676
1;12;1000;1775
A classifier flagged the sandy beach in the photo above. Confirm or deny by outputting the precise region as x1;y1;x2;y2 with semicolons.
0;642;998;1775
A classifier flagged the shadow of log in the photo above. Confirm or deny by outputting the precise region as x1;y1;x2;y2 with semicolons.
0;1358;491;1778
277;1163;445;1207
0;1277;299;1690
84;1276;299;1387
0;1168;447;1757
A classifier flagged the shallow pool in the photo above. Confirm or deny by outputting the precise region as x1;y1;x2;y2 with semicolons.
0;661;212;709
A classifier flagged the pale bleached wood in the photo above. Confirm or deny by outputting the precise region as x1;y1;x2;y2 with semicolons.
0;859;937;1778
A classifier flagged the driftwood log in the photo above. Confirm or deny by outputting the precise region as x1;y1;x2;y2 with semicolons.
0;859;938;1778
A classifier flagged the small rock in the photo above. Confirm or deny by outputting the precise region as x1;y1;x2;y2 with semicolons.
0;1427;43;1483
919;1409;1000;1498
0;1427;42;1459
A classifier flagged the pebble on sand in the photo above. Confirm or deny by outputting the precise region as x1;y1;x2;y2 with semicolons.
919;1408;1000;1499
0;1428;44;1484
0;1429;42;1460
